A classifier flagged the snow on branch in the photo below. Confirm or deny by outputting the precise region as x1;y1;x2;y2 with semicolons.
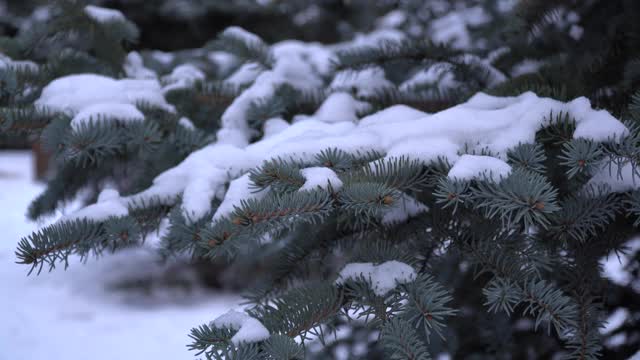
210;310;270;345
336;261;417;296
36;74;174;114
84;5;127;24
53;90;629;225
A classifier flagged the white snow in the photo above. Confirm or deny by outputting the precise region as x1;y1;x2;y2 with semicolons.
211;310;270;345
376;10;407;29
208;51;237;76
429;6;490;49
262;118;290;138
0;151;241;360
70;103;145;130
313;92;359;124
271;40;334;81
178;117;196;130
221;72;281;139
220;38;334;141
330;67;394;98
62;188;128;222
347;29;406;48
36;74;174;114
225;63;263;86
135;144;258;223
212;173;267;222
382;195;428;224
56;91;629;224
586;163;639;193
569;25;584;41
385;138;459;164
336;261;416;296
84;5;126;23
569;97;627;140
124;52;157;79
358;104;428;126
511;59;545;77
299;167;343;191
150;51;174;66
600;237;640;289
601;308;629;335
162;64;206;93
448;155;512;182
400;64;459;92
223;26;266;48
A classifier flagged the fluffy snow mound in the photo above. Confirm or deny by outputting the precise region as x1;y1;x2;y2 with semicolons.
219;29;335;141
70;103;145;130
57;91;629;224
162;64;206;93
448;155;512;182
336;261;417;296
300;167;343;191
84;5;126;23
36;74;175;115
211;310;270;345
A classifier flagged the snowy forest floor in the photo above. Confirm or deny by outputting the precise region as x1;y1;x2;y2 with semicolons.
0;151;241;360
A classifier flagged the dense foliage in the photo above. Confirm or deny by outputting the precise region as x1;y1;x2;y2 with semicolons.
2;0;639;359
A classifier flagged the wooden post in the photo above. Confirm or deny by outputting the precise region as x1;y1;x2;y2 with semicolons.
32;140;50;181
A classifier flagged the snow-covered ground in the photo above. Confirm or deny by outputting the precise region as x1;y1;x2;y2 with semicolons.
0;151;241;360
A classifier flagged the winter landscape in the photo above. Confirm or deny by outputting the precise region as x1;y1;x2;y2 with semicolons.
1;0;640;359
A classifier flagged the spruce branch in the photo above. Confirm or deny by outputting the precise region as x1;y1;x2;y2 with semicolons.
249;157;306;193
434;177;471;213
537;111;577;145
208;27;273;68
165;80;240;130
249;282;342;341
333;39;459;72
559;139;605;179
160;203;218;257
61;118;128;167
187;323;236;359
27;161;98;220
380;317;432;360
400;274;457;342
355;156;430;193
483;277;522;315
472;169;560;228
361;87;465;114
507;142;547;174
261;334;305;360
0;106;62;135
564;295;603;360
337;182;398;229
340;274;401;326
313;148;356;172
200;190;334;259
16;218;104;274
546;189;622;243
520;279;579;336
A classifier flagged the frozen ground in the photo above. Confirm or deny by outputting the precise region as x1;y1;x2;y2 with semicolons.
0;151;241;360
